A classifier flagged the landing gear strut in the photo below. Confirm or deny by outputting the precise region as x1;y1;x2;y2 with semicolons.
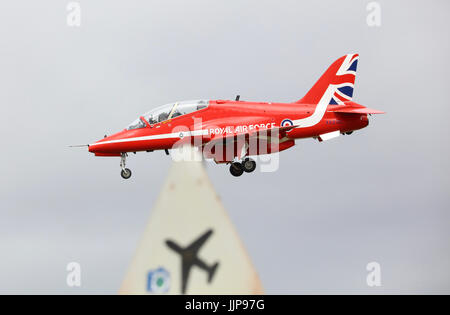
120;153;132;179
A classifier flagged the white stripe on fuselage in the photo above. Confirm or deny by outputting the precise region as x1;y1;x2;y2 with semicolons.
89;129;208;147
292;84;335;128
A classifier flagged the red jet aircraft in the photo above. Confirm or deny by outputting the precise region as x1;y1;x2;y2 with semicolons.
83;54;383;178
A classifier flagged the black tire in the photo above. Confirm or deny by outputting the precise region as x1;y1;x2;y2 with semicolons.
242;158;256;173
121;168;132;179
229;162;244;177
345;131;353;135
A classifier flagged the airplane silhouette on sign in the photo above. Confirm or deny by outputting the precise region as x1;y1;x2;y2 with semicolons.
166;229;219;294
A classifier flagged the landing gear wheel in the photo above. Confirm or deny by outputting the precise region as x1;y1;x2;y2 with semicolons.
345;131;353;135
229;162;244;177
121;168;132;179
242;158;256;173
119;153;132;179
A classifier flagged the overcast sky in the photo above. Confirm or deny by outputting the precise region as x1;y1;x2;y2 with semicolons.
0;0;449;294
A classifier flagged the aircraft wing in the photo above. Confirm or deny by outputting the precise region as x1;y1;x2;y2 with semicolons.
166;240;183;254
187;229;213;253
205;125;298;146
202;125;298;162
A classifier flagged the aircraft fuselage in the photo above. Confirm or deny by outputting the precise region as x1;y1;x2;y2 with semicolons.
88;100;368;156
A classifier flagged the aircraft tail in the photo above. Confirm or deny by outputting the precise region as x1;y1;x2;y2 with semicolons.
208;262;219;283
296;54;359;105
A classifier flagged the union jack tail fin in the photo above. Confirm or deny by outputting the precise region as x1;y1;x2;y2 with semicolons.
296;54;359;105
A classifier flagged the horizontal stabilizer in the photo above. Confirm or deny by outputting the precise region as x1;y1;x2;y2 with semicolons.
330;107;385;114
329;101;385;114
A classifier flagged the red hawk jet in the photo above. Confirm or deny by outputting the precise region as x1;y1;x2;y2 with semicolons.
83;54;383;178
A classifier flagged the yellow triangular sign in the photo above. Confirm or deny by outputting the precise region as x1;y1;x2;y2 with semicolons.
120;149;263;294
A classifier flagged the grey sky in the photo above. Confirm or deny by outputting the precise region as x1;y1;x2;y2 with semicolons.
0;0;449;293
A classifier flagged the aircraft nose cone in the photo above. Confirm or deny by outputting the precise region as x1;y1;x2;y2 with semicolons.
89;138;112;153
88;142;102;154
88;137;110;154
88;144;96;153
88;131;128;156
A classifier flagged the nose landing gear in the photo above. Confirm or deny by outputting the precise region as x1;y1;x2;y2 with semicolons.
121;168;132;179
120;153;132;179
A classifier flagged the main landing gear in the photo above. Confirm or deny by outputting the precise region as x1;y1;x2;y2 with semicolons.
229;158;256;177
120;153;132;179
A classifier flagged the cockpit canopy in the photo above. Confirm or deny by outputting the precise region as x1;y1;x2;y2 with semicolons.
127;100;209;130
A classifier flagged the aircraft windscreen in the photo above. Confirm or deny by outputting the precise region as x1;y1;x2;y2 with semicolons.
127;117;146;130
126;100;209;130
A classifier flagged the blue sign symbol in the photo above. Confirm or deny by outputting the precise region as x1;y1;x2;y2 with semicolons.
147;267;170;293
